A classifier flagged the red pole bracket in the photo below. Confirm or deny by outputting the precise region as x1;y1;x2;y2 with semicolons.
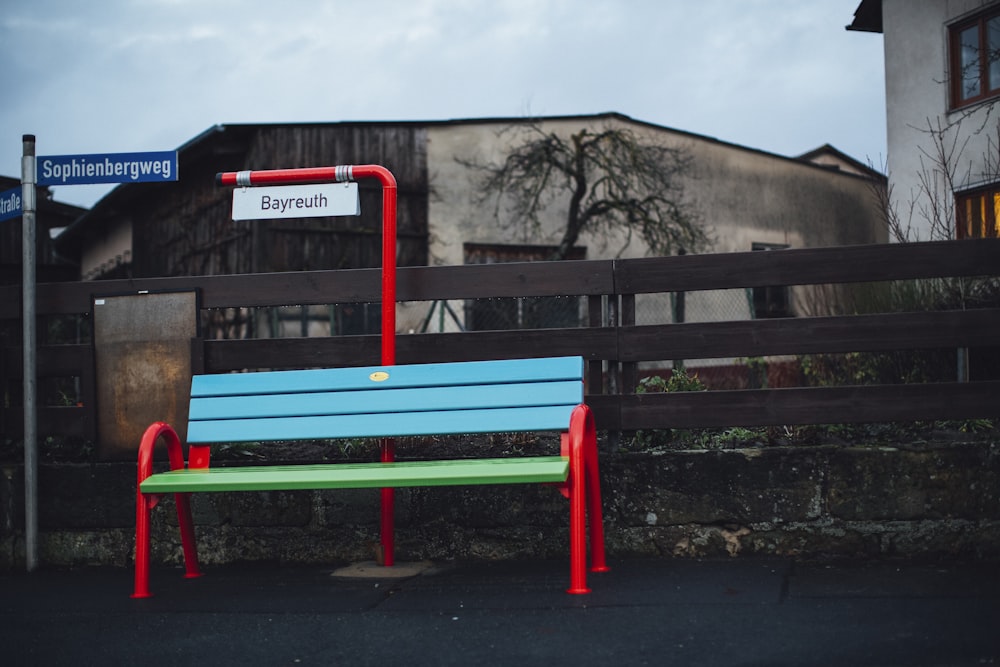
215;164;397;366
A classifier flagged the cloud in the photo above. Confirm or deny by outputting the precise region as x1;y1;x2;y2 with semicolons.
0;0;886;207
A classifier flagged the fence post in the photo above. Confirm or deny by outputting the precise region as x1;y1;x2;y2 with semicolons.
586;295;603;392
672;246;686;372
620;293;636;393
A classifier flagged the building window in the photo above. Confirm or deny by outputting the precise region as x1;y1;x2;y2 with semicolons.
956;184;1000;238
751;243;791;319
463;243;585;331
950;6;1000;108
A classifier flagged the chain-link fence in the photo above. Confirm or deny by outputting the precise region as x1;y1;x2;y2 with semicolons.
631;288;766;389
202;303;382;339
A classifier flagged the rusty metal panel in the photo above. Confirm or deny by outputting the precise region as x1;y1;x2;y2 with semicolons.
92;291;197;460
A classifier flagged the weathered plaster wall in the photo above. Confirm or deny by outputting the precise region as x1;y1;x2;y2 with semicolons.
427;116;884;268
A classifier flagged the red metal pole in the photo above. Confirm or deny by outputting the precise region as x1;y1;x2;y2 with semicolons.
217;164;398;565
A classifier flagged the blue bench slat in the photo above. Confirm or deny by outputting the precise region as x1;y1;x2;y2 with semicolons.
187;404;576;443
189;380;582;422
191;356;584;398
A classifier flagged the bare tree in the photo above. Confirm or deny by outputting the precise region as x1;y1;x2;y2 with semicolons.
463;121;709;259
888;103;999;242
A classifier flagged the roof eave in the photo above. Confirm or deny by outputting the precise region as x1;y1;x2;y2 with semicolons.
846;0;883;33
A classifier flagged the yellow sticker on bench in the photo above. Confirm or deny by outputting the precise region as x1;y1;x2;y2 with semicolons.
369;371;390;382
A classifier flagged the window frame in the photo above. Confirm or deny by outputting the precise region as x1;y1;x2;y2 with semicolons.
750;242;792;319
955;183;1000;239
949;5;1000;109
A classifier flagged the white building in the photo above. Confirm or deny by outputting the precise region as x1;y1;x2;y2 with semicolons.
850;0;1000;241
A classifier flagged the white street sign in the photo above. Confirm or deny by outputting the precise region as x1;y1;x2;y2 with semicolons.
231;182;360;220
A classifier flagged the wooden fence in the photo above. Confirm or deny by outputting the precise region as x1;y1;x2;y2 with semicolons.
1;239;998;441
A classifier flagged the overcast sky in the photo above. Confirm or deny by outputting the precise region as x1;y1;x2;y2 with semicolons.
1;0;884;209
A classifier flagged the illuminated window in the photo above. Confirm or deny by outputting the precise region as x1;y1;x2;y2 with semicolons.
955;185;1000;238
950;6;1000;108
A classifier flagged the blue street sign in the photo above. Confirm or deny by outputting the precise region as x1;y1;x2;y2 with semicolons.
0;186;21;222
37;151;178;186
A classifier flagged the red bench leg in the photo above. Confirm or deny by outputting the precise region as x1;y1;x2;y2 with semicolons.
132;490;154;599
132;422;202;598
567;457;590;594
175;492;201;580
584;412;609;574
565;404;609;593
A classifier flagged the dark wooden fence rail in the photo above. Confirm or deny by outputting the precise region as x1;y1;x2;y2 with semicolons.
1;239;998;439
616;239;1000;429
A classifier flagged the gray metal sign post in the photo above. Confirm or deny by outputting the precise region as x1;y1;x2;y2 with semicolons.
16;138;178;571
21;134;38;572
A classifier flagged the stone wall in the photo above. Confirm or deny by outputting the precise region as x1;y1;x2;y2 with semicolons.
2;441;999;569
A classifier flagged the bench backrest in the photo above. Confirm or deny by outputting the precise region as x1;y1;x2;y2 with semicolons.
186;356;584;444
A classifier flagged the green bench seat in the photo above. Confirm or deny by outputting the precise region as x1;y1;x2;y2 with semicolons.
138;457;571;493
133;356;608;598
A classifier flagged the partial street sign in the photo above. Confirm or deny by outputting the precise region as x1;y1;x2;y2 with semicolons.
0;186;21;222
37;151;178;186
231;182;361;220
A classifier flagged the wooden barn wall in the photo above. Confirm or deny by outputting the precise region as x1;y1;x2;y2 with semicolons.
133;125;429;279
133;143;253;278
246;125;428;272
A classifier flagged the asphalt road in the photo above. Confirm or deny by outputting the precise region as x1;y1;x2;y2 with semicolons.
3;558;998;666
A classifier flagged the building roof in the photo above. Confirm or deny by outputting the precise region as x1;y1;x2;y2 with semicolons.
0;176;87;282
798;143;885;180
0;175;87;221
54;112;881;253
846;0;883;33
